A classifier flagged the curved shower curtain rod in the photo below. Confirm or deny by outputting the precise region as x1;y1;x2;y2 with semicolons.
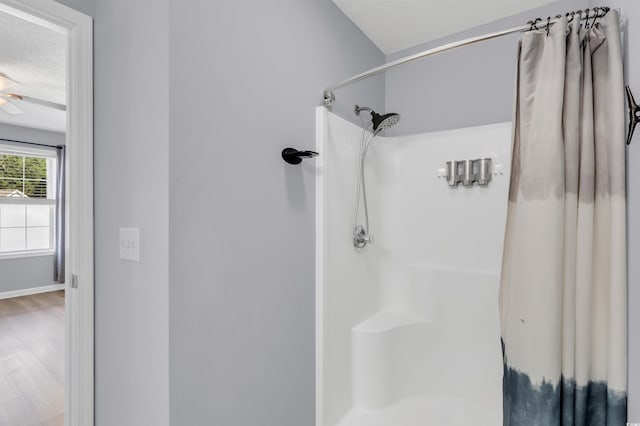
322;7;614;108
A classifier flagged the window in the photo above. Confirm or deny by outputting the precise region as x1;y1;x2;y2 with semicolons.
0;144;57;257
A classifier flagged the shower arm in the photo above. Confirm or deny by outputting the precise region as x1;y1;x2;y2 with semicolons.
355;105;372;115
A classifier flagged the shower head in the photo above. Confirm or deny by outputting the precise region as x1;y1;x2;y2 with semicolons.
371;111;400;134
354;105;401;135
354;105;400;135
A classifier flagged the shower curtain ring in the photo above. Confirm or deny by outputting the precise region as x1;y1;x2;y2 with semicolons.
588;8;596;28
545;16;551;36
528;18;542;31
576;10;583;28
598;7;606;26
585;9;591;28
534;18;542;31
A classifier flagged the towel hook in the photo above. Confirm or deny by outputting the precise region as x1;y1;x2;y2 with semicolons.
282;147;319;165
626;86;640;145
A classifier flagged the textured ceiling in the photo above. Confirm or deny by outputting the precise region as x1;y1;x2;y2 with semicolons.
332;0;559;54
0;10;66;133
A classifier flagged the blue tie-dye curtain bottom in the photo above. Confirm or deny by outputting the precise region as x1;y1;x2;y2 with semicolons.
499;11;627;426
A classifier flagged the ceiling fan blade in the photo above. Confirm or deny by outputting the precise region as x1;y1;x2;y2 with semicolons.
0;97;24;115
6;94;66;111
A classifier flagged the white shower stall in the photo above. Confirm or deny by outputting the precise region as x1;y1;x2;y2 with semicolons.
315;107;512;426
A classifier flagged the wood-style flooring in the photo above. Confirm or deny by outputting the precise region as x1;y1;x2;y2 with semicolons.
0;291;64;426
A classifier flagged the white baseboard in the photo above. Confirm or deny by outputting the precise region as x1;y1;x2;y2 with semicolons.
0;284;65;300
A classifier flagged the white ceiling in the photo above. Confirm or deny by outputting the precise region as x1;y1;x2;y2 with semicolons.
333;0;559;54
0;10;66;133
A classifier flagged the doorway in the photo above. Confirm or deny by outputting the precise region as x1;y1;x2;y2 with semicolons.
0;1;92;425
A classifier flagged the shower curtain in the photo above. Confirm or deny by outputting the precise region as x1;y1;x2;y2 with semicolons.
499;11;627;425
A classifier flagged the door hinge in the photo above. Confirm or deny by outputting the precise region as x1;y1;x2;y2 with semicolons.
71;274;78;289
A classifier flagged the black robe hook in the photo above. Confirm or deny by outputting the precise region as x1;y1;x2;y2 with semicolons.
627;86;640;145
282;147;319;165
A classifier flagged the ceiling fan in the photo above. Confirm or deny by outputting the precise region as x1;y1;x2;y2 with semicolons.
0;72;66;115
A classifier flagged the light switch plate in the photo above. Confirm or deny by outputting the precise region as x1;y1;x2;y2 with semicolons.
119;227;140;262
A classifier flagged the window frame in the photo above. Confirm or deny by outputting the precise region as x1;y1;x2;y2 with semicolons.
0;143;57;258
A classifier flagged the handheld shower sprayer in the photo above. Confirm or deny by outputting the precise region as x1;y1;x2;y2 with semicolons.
352;105;401;249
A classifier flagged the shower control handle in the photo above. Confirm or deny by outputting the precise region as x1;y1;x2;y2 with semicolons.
353;225;374;249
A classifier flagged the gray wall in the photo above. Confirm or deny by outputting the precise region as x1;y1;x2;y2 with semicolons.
0;255;59;293
50;0;172;424
93;0;170;424
56;0;93;18
385;0;587;135
619;2;640;420
168;1;383;425
0;123;65;146
0;123;64;294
